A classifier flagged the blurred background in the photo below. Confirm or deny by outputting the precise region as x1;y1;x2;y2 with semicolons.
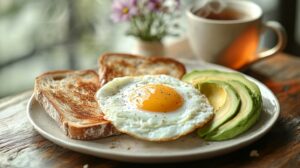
0;0;299;98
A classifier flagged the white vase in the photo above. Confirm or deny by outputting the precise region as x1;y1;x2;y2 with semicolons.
133;40;165;57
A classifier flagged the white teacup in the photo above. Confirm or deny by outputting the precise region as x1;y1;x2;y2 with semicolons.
186;0;286;69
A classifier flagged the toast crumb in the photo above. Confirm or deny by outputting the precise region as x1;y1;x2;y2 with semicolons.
249;150;260;157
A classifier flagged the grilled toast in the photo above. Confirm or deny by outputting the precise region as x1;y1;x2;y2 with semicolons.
98;53;186;87
34;70;119;140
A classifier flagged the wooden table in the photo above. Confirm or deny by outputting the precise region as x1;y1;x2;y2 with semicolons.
1;42;300;167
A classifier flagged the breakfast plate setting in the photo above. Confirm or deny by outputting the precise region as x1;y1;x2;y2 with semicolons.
27;55;280;163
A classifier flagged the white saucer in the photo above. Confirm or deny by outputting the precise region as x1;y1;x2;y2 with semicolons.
27;61;280;163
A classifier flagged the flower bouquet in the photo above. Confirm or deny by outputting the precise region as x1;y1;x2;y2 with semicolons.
111;0;181;56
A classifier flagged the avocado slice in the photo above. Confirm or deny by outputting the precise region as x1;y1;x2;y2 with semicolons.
183;70;262;140
204;81;258;140
196;80;241;137
182;70;262;115
182;70;261;98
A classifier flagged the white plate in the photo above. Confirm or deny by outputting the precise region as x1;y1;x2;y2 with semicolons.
27;60;280;163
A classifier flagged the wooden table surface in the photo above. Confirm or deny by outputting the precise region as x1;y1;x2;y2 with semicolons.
1;41;300;168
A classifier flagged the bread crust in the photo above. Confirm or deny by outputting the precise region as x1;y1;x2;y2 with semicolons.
34;70;119;140
98;53;186;87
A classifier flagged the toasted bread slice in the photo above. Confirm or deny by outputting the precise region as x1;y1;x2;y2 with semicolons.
98;53;186;86
34;70;119;140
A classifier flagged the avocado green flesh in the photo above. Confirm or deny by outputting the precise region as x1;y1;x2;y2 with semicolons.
197;81;241;137
204;81;257;140
183;69;262;121
182;70;262;103
205;81;260;140
183;70;263;141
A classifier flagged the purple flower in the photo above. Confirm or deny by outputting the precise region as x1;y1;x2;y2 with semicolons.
147;0;163;12
111;0;138;22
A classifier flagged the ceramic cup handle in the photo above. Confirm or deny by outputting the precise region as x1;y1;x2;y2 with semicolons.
258;21;287;58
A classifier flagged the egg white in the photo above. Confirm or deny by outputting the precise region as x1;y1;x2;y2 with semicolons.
96;75;214;141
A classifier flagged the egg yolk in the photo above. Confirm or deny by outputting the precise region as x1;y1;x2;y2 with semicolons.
130;84;183;112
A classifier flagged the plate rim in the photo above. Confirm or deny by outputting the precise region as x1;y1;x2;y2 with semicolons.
26;61;280;161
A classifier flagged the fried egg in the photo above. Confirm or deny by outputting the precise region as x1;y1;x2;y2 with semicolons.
96;75;214;141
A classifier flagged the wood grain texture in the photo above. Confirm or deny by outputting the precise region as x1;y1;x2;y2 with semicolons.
0;51;300;168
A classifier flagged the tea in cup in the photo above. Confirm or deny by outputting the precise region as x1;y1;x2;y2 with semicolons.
186;0;286;69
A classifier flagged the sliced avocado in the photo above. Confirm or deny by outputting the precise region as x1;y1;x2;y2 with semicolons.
204;81;258;140
183;70;263;140
183;70;261;99
196;80;241;137
182;70;262;116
